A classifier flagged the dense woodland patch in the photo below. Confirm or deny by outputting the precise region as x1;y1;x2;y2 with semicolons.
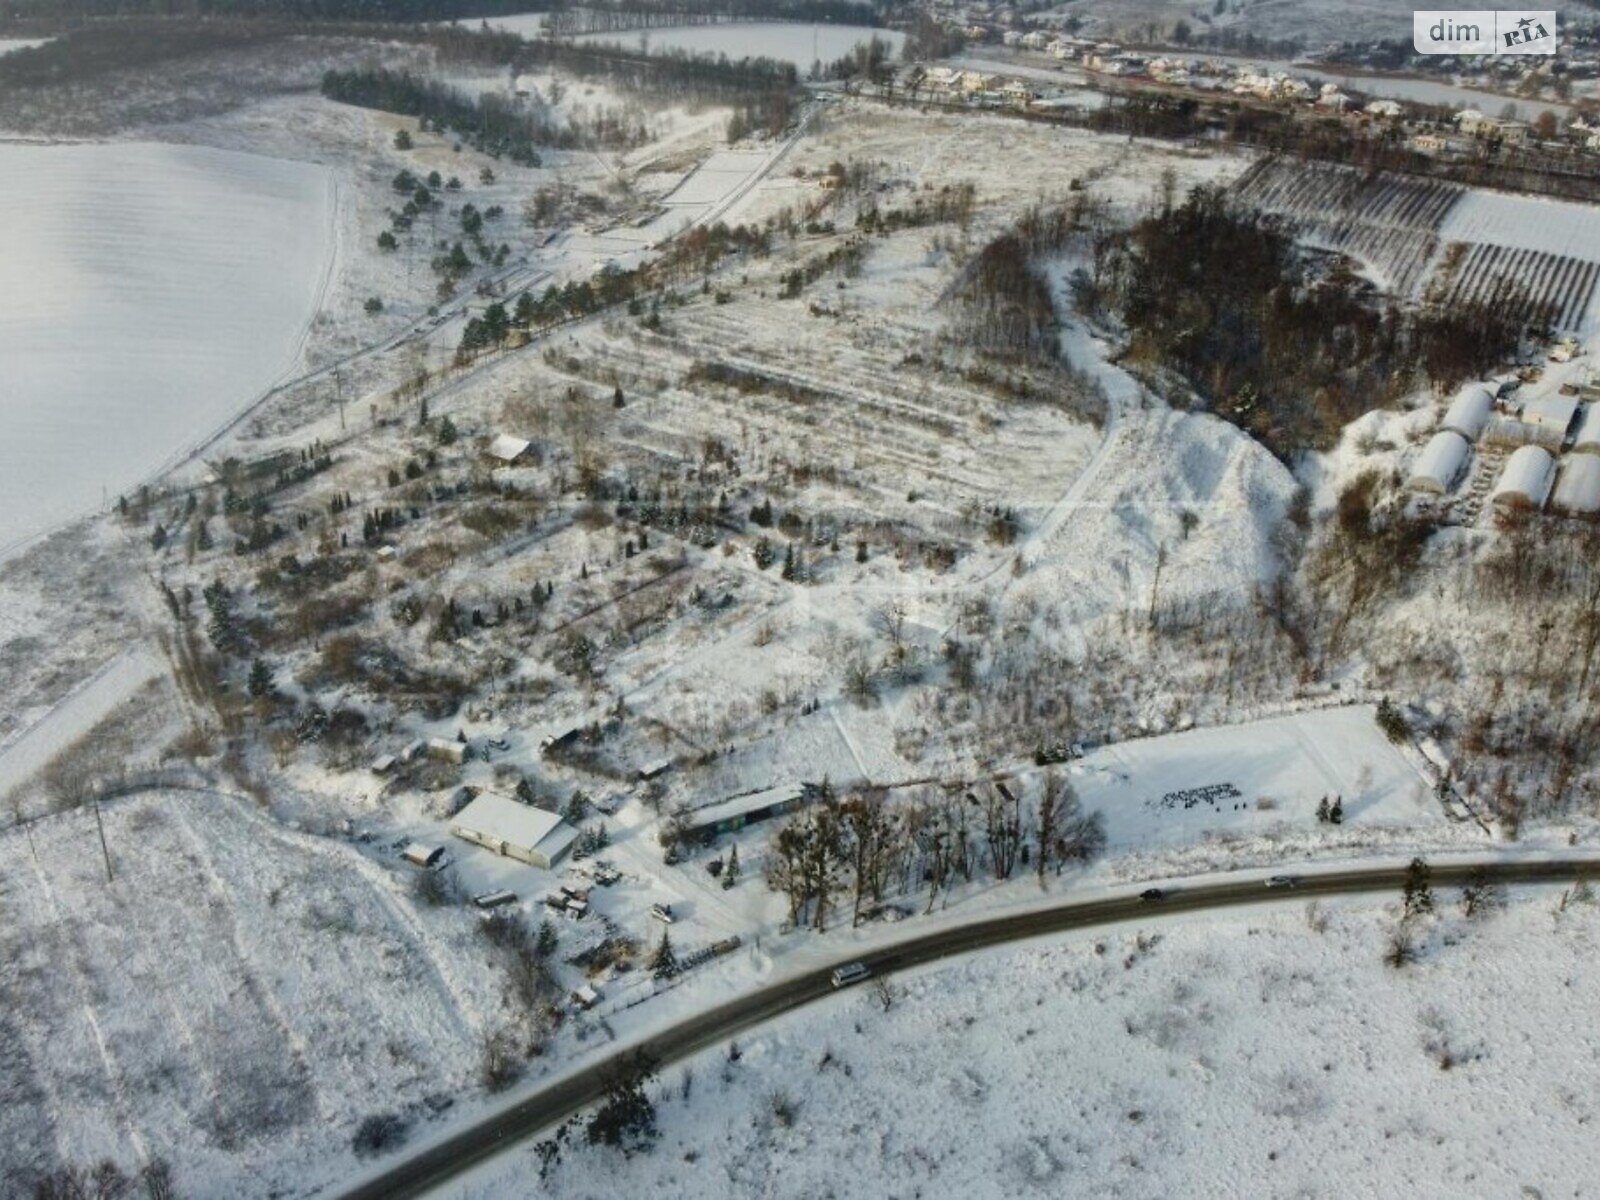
1083;185;1520;457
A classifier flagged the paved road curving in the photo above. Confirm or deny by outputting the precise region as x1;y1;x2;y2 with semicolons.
339;856;1597;1199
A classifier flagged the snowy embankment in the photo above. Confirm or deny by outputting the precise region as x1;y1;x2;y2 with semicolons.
0;142;336;553
460;886;1600;1199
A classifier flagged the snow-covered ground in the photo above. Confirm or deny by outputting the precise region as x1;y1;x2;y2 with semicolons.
1065;706;1437;849
457;884;1600;1198
6;51;1600;1196
0;786;511;1196
0;37;50;56
0;142;337;550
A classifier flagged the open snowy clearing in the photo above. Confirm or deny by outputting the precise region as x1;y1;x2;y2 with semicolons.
0;142;337;550
458;886;1600;1199
1064;705;1438;850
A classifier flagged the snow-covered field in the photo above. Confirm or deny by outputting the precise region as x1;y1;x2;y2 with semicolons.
1235;159;1600;334
0;142;337;550
460;886;1600;1198
0;786;507;1196
1066;706;1437;849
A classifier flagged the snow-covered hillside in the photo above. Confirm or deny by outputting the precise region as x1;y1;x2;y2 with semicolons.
460;885;1600;1198
0;142;336;551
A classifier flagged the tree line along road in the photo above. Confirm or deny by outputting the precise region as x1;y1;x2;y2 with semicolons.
338;855;1599;1200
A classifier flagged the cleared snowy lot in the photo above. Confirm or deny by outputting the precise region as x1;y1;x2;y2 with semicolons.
0;142;336;549
1066;706;1436;849
464;887;1600;1199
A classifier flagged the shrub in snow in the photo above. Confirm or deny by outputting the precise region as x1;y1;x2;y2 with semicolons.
352;1112;409;1158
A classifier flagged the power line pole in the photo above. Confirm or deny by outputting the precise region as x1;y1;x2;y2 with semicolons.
93;799;113;883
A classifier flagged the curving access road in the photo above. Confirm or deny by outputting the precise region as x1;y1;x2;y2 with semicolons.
339;856;1598;1200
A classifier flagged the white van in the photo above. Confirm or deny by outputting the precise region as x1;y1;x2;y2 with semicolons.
830;962;871;989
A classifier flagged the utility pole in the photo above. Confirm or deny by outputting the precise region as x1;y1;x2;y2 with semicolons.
93;799;113;883
1148;542;1167;631
334;367;346;432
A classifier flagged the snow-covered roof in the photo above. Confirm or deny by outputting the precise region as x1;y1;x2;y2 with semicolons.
684;782;807;831
1573;404;1600;453
487;433;532;462
1492;445;1556;507
1521;394;1580;433
1408;430;1472;493
1552;455;1600;514
1442;382;1495;440
450;793;574;856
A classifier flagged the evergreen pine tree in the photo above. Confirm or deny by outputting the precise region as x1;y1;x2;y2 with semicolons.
248;657;275;699
722;843;740;889
1402;856;1433;918
536;920;559;958
651;929;677;980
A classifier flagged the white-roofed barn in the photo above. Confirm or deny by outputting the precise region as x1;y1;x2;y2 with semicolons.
1573;405;1600;455
449;793;577;869
1408;430;1472;494
1552;455;1600;516
1491;445;1556;510
1442;383;1495;441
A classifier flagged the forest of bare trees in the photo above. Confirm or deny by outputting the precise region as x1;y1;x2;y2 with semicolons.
763;776;1106;929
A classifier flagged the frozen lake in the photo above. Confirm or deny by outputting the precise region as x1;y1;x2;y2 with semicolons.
0;143;336;552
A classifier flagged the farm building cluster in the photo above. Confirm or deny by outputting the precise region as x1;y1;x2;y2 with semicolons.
1408;368;1600;519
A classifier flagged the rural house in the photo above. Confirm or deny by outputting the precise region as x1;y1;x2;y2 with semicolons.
449;792;578;869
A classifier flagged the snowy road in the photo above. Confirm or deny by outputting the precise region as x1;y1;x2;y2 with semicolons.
339;854;1600;1200
0;644;164;796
